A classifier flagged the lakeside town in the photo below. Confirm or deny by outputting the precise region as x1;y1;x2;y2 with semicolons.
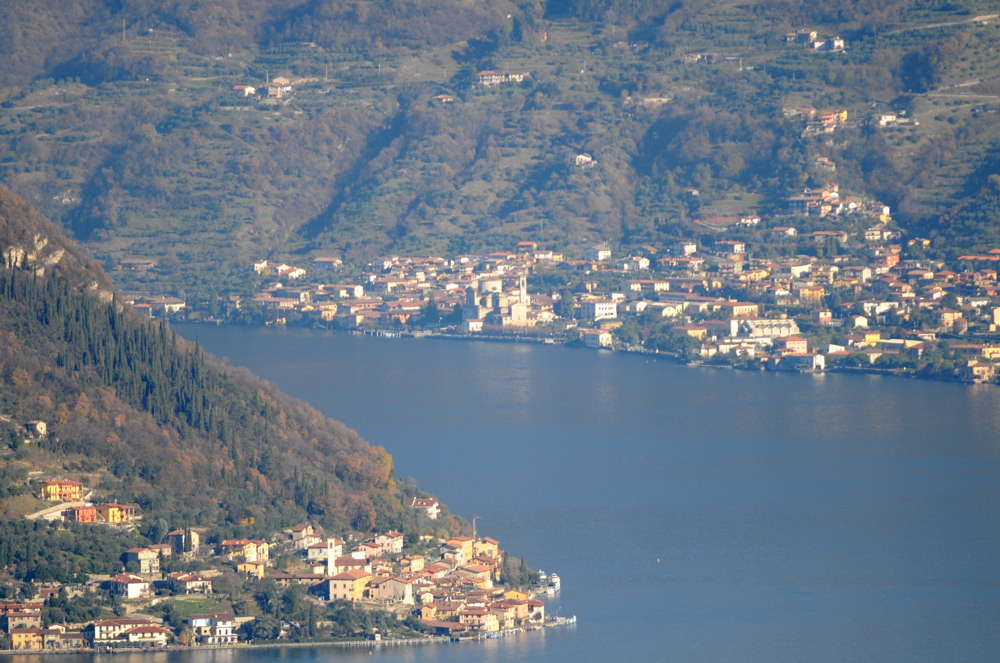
1;471;564;652
119;179;1000;384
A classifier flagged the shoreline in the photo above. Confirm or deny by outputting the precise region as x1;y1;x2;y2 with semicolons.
177;321;993;386
0;619;577;657
0;636;448;657
380;328;984;385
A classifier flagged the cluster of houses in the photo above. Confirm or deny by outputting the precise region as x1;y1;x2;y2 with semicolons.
784;106;917;138
234;191;1000;380
35;477;139;525
108;172;1000;383
277;526;546;636
2;607;230;651
782;184;891;221
232;77;293;101
783;107;850;136
476;70;530;87
3;494;548;652
242;249;566;332
2;603;87;651
785;28;845;52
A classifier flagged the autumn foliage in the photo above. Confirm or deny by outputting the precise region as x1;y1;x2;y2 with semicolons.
0;187;421;536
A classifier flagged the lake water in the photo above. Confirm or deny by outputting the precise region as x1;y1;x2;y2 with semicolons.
22;325;1000;663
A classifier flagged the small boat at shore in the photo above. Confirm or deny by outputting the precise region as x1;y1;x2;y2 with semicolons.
536;570;561;594
547;615;577;627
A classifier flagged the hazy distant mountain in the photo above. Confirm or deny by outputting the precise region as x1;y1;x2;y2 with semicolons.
1;0;998;294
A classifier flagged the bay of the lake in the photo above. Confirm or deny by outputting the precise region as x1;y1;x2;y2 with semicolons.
21;325;1000;663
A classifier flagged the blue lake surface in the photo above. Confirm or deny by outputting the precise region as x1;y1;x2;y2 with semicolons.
20;325;1000;663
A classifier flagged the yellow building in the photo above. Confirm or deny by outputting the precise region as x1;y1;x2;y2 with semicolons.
238;562;266;579
503;589;529;602
673;325;708;339
717;301;760;318
40;479;83;502
97;503;136;523
797;285;826;302
443;536;475;562
474;537;501;559
400;555;425;574
459;607;500;632
863;330;882;345
326;570;371;601
11;628;43;650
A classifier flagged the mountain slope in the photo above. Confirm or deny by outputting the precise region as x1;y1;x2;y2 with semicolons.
0;186;447;537
1;0;999;292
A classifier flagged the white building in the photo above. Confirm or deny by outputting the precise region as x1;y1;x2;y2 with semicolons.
411;497;441;519
580;299;617;321
108;574;151;600
581;329;613;348
584;246;612;261
189;613;238;645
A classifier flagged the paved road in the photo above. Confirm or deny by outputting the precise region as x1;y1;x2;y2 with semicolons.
25;500;87;521
886;13;998;35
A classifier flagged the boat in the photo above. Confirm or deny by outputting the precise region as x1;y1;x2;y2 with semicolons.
547;615;577;627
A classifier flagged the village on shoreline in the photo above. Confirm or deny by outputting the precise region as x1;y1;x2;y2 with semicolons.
120;184;1000;385
0;481;569;654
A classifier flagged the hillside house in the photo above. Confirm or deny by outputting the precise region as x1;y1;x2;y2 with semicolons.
24;420;47;437
167;572;213;595
165;528;201;554
263;77;292;99
108;574;151;600
375;531;405;554
410;497;441;519
583;245;612;261
287;523;319;550
0;603;43;631
39;479;82;502
307;538;345;563
476;70;530;87
219;539;269;563
96;503;136;524
123;548;160;575
63;505;97;523
237;562;266;579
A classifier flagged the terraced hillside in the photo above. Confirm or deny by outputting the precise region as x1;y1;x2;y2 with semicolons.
1;0;999;295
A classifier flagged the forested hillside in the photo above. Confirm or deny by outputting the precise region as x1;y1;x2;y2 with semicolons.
1;0;999;296
0;186;446;538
